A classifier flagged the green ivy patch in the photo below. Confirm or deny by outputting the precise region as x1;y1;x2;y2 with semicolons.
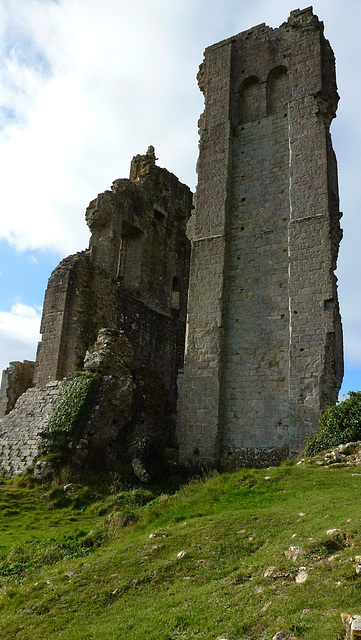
40;373;98;454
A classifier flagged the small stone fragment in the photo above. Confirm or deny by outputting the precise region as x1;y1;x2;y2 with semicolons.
34;460;54;481
63;483;77;495
272;632;300;640
295;568;308;584
342;613;361;640
351;615;361;636
132;458;150;483
264;566;276;578
285;546;305;562
177;550;186;559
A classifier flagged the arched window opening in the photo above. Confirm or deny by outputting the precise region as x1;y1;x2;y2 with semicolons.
266;66;289;115
239;76;260;124
171;276;180;310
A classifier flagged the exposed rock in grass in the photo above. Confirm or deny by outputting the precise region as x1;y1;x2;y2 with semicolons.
284;546;305;561
295;567;308;583
132;458;150;483
342;613;361;639
63;483;78;495
34;460;54;481
305;441;361;468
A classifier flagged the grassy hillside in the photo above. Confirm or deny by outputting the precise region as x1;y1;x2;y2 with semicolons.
0;463;360;639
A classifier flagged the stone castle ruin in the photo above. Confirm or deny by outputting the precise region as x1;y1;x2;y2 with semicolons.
177;6;343;468
0;7;343;476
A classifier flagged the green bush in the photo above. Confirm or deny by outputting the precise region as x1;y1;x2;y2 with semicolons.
306;391;361;455
40;373;98;455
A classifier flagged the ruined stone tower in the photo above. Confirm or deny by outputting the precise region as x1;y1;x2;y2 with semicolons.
34;146;192;410
177;7;343;468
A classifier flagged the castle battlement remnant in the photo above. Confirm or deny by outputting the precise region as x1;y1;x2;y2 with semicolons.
177;7;343;468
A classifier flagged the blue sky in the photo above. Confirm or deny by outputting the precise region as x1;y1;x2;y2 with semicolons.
1;0;361;397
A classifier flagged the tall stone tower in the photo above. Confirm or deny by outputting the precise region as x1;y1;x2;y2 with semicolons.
177;7;343;468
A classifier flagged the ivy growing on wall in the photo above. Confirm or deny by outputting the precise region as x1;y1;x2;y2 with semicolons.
40;373;99;455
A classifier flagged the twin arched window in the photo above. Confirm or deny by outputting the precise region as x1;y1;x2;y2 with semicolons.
239;66;289;123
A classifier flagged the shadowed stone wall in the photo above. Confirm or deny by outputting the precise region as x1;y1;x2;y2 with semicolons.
177;7;343;468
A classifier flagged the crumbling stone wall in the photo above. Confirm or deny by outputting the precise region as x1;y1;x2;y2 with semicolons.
0;360;35;418
34;253;118;385
34;147;192;410
0;381;66;476
178;7;343;468
0;149;192;476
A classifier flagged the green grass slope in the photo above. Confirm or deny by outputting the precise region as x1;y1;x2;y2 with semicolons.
1;464;360;639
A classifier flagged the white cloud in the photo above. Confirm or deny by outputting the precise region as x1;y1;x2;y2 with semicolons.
0;303;41;375
0;0;205;256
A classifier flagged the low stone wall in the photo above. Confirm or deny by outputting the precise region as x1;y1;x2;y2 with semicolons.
0;381;66;477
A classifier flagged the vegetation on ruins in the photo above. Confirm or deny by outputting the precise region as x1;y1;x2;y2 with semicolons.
0;463;361;639
306;391;361;455
130;433;166;469
40;373;98;455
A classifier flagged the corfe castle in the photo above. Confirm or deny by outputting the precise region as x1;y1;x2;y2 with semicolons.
0;7;343;477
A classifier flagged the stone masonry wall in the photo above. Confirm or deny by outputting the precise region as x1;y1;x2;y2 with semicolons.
0;360;35;418
0;381;66;477
178;8;343;468
34;253;118;386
